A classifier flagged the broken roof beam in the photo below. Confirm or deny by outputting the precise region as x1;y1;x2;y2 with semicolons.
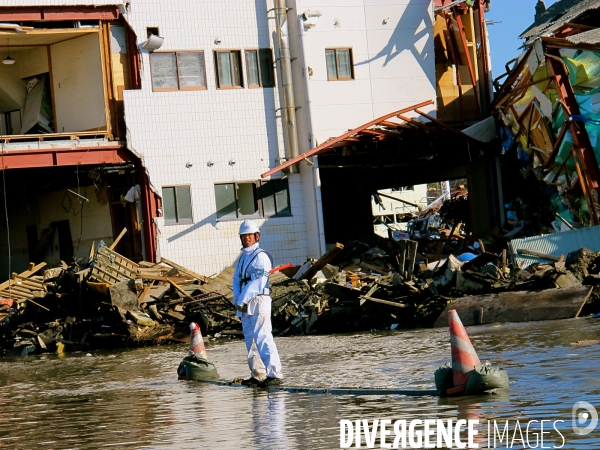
379;121;412;130
260;100;434;178
397;114;453;139
359;129;388;138
494;75;555;109
492;47;534;109
414;109;471;140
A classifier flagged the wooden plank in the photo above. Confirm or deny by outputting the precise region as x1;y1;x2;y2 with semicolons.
0;290;30;300
359;295;407;308
433;286;592;327
167;278;194;300
90;267;115;284
98;244;138;268
25;298;51;311
137;280;155;305
95;262;133;281
110;227;127;250
92;265;125;282
160;257;210;283
6;284;35;296
300;243;344;280
167;310;186;321
200;267;235;301
12;278;45;291
13;274;44;285
137;274;191;283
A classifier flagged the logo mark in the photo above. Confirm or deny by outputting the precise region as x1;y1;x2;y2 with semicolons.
572;401;598;435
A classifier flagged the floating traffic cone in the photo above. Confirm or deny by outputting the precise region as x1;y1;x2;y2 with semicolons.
448;309;481;393
188;322;208;360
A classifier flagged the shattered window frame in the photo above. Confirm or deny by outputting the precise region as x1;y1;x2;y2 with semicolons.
162;185;194;225
325;48;354;81
214;50;244;89
150;51;207;92
214;179;292;221
245;48;275;88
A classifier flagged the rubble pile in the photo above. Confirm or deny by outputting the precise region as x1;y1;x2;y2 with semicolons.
264;232;600;335
0;240;239;357
3;229;600;357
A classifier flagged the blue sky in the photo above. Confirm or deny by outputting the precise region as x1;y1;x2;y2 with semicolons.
486;0;559;80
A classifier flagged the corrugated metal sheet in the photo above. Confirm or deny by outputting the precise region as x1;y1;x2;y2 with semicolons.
521;0;600;40
566;28;600;44
508;225;600;268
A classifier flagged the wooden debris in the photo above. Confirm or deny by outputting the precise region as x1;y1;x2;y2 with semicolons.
110;227;128;250
300;243;344;280
433;286;592;327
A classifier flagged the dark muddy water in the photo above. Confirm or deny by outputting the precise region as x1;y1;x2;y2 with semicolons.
1;317;600;449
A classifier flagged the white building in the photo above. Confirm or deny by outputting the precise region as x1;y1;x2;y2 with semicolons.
1;0;489;277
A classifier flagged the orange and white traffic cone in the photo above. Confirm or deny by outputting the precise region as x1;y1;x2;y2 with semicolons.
448;309;480;394
188;322;208;360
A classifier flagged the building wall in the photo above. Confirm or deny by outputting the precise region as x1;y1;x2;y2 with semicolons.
6;0;437;278
288;0;436;254
122;0;309;276
292;0;436;144
124;0;436;275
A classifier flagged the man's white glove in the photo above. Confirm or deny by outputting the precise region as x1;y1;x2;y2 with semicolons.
235;303;248;313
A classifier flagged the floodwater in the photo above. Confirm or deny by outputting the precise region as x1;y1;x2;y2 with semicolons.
1;317;600;449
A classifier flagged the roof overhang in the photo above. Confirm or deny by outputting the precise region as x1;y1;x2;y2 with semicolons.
261;99;479;178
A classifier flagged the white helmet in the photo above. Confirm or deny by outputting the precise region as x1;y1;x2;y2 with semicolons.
239;219;260;235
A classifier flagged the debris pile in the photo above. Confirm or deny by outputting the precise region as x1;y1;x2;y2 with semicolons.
4;226;600;356
0;236;239;357
262;229;600;335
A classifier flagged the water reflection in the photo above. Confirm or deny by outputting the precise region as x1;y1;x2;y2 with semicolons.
0;318;600;448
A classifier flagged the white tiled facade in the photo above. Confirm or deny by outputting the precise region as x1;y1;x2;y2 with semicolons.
120;0;313;276
9;0;436;276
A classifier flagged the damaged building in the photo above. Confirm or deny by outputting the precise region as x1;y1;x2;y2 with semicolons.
494;0;600;236
0;0;498;280
0;5;157;279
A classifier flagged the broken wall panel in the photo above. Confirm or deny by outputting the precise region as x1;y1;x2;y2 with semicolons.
51;32;106;134
434;3;489;124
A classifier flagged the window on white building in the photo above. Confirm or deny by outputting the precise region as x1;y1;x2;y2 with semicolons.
260;179;291;216
245;49;275;88
215;179;291;220
162;186;193;225
150;51;207;92
214;50;243;88
325;48;353;81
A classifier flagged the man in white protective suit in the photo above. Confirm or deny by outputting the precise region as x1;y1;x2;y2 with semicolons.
232;219;283;387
